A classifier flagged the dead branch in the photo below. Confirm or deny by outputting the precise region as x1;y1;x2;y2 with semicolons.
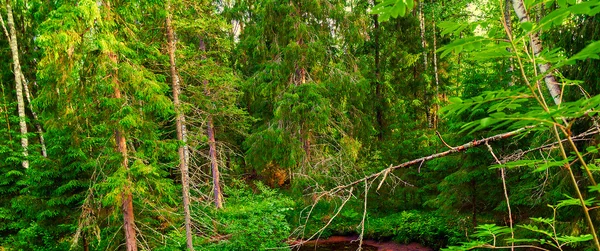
326;126;533;194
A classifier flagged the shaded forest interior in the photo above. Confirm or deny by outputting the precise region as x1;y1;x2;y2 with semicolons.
2;0;600;250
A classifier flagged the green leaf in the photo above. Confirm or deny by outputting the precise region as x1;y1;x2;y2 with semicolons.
564;41;600;65
521;21;534;32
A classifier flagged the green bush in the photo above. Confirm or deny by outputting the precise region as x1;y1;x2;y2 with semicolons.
200;181;295;250
366;211;464;249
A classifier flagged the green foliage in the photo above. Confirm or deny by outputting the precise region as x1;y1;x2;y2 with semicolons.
199;181;294;250
371;0;416;21
366;211;464;249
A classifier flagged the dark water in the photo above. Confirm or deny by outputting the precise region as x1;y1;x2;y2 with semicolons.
293;236;432;251
297;242;378;251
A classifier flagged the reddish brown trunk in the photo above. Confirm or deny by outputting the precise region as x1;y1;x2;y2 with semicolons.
200;39;223;209
83;234;89;251
207;115;222;209
166;8;194;249
109;52;137;251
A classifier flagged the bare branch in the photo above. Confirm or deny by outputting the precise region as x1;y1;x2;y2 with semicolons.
326;126;533;194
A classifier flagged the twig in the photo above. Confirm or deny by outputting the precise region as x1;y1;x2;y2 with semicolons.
376;165;391;191
290;187;354;249
500;128;598;163
436;130;456;149
357;180;369;251
485;142;514;251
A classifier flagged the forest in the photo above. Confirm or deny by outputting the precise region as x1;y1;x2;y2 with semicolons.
1;0;600;250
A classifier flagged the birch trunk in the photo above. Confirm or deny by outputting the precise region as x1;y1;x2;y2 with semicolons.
199;39;223;209
109;52;138;251
5;1;28;168
166;7;194;249
419;0;427;69
511;0;562;105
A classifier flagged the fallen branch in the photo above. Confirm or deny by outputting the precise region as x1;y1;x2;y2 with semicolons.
290;126;533;249
327;126;533;194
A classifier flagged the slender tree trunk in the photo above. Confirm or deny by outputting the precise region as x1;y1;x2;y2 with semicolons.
432;4;440;130
82;234;89;251
419;0;427;69
374;14;384;141
5;1;28;168
511;0;562;105
199;39;223;209
166;7;195;249
2;3;46;158
108;52;137;251
419;1;432;128
21;77;47;157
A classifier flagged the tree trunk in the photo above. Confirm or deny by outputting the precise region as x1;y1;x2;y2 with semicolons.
419;0;427;69
108;52;138;251
431;3;440;130
511;0;562;105
5;1;28;168
21;77;47;158
419;1;432;128
166;7;195;250
199;39;223;209
374;14;384;141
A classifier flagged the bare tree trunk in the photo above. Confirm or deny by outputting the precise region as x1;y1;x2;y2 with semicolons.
431;4;440;130
199;39;223;209
419;0;427;69
2;3;47;158
419;1;432;128
5;1;28;168
511;0;562;105
21;77;47;157
109;52;137;251
166;7;194;249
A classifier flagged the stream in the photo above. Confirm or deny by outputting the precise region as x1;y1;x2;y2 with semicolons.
294;236;432;251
